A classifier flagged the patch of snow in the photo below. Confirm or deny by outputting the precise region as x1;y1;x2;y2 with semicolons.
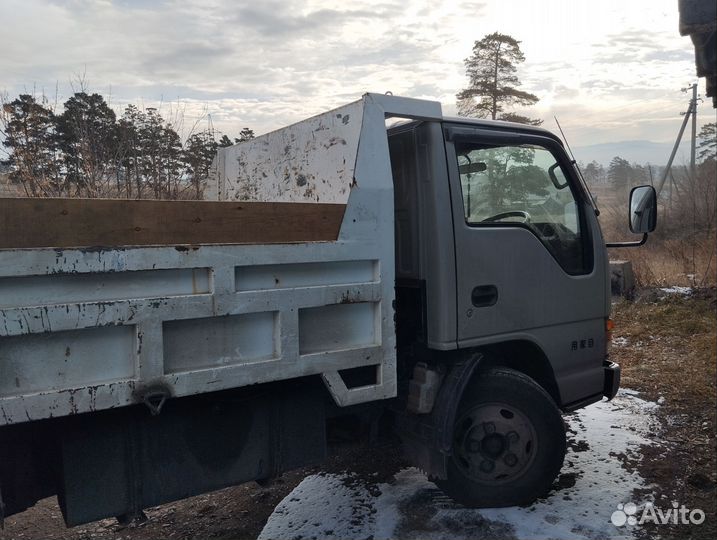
657;396;665;405
611;337;629;347
258;473;376;540
474;393;660;539
260;391;660;540
659;286;692;296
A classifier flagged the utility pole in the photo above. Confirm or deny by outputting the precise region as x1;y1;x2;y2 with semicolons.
656;83;699;197
689;82;697;181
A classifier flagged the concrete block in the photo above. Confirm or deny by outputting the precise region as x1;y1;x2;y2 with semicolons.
610;260;635;298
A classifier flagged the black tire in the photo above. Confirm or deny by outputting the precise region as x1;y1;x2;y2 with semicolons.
434;367;566;508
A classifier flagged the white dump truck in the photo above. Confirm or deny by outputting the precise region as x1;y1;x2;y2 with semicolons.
0;93;656;526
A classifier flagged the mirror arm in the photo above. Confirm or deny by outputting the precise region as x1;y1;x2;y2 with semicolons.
606;233;648;248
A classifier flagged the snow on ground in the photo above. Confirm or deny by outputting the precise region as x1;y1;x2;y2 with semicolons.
659;286;693;296
259;391;661;540
611;336;629;347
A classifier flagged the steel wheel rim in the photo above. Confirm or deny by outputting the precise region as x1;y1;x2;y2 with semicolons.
452;402;538;485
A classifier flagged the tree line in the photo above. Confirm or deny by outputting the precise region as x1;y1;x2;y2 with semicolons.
0;92;254;199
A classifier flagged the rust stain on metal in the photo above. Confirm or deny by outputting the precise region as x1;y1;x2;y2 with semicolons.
339;289;362;304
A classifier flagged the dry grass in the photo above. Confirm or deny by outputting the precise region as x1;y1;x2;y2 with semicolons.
611;289;716;540
597;194;717;287
594;160;717;288
612;289;716;405
610;238;716;288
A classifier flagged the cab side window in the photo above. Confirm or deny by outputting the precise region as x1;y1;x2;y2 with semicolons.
456;142;588;274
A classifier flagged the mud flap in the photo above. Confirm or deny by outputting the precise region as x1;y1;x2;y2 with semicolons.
603;360;621;400
397;354;482;479
57;384;326;526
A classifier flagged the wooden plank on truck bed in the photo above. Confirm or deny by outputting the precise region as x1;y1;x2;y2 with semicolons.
0;198;346;249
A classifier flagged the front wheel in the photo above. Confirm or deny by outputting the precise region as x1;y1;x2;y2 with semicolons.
434;368;566;507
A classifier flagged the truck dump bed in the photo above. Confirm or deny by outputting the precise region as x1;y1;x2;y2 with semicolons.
0;94;442;426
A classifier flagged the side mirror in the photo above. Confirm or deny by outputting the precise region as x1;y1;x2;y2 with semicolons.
548;163;568;189
629;185;657;234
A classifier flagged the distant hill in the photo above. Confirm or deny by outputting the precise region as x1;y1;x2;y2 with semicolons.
572;140;692;167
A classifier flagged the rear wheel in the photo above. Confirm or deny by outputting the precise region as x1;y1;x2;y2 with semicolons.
434;368;566;507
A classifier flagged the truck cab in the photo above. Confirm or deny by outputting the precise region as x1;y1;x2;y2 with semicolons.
390;117;612;409
384;110;651;505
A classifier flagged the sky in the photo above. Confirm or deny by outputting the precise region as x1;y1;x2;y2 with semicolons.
0;0;714;162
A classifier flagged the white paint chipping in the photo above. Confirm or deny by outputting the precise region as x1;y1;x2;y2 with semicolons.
211;100;364;204
260;391;661;540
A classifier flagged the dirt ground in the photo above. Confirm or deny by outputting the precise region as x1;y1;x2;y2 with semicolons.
1;287;715;540
611;287;717;540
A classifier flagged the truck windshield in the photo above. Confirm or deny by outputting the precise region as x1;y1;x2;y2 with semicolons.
456;142;588;274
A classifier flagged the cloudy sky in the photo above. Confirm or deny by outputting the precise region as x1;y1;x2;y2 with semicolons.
0;0;713;159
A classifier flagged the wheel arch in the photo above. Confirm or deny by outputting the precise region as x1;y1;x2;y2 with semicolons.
399;340;563;482
433;364;567;507
470;340;563;408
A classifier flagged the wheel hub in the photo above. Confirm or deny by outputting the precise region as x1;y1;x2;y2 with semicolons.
481;432;505;458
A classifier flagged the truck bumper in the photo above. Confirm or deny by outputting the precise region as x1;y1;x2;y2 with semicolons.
603;360;621;400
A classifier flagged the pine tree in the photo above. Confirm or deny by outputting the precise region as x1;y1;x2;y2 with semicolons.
184;130;218;200
116;105;183;199
139;108;183;199
457;33;540;124
583;161;605;186
237;127;255;142
117;104;144;198
608;156;633;197
697;122;716;161
56;92;118;197
218;134;234;148
1;94;63;196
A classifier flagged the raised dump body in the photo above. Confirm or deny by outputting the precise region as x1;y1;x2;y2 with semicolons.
0;94;440;426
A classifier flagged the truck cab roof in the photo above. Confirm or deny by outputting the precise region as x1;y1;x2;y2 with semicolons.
389;114;566;147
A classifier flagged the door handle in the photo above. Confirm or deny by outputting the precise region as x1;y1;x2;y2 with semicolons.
471;285;498;307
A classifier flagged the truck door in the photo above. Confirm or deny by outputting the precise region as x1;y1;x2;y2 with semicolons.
444;125;607;403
